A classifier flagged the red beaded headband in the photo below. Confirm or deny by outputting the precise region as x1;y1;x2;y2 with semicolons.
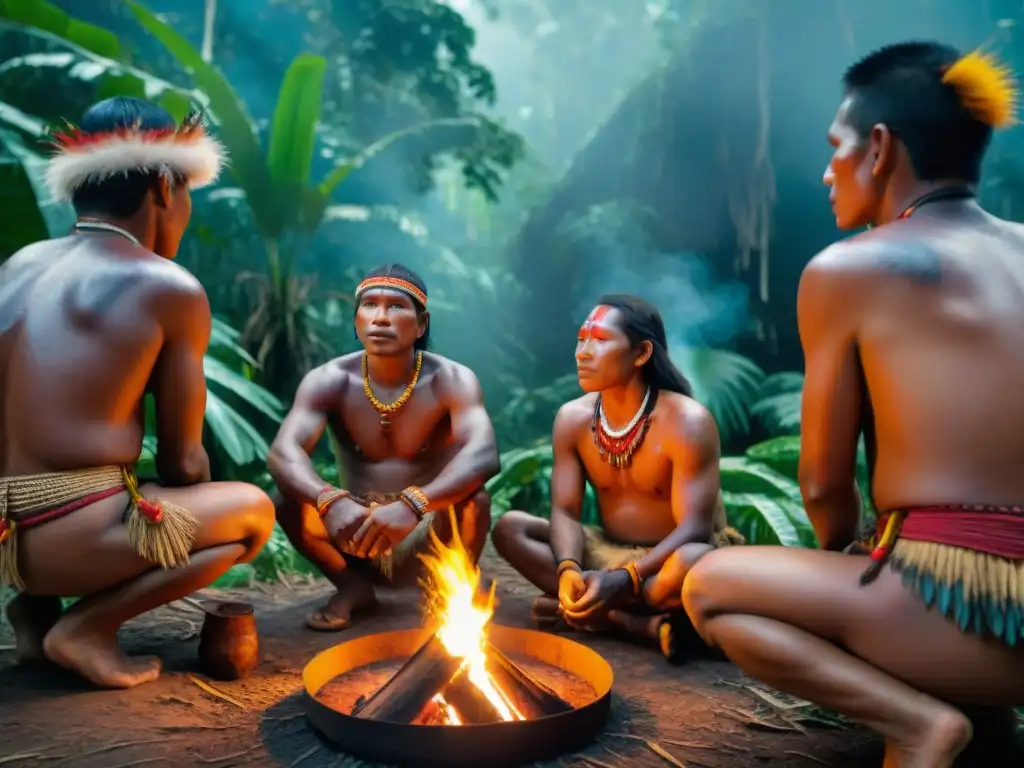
355;276;427;307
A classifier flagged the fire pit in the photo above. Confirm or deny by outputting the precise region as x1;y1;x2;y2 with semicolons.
302;515;614;767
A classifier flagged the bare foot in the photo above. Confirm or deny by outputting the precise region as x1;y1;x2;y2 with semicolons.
530;597;565;630
883;707;973;768
306;577;377;632
606;610;662;642
5;594;63;665
43;616;162;689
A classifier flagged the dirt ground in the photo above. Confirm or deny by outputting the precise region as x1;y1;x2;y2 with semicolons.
0;545;1014;767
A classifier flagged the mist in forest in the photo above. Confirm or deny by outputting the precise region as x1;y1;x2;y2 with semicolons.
24;0;1024;387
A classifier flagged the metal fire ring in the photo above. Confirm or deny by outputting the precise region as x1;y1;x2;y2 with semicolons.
303;624;614;767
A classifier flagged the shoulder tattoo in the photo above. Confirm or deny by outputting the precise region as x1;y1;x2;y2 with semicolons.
874;243;941;284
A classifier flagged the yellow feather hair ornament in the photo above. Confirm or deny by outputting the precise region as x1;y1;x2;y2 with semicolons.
941;49;1019;129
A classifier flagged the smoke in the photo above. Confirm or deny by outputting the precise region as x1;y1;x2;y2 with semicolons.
563;203;749;349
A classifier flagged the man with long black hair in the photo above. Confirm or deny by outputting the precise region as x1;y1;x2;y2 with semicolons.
268;263;499;631
492;294;742;659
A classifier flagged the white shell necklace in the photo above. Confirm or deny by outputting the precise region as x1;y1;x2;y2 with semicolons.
599;387;651;438
73;219;141;247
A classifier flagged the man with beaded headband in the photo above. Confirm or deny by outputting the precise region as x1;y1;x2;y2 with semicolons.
493;294;743;660
268;263;499;631
683;43;1024;766
0;97;275;689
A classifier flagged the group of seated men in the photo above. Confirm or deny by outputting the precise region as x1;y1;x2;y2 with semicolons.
3;38;1024;766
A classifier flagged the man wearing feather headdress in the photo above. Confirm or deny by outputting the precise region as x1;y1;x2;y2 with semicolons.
0;97;275;689
268;263;499;631
683;43;1024;765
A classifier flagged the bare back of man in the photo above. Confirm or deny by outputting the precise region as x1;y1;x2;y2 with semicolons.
270;265;497;632
0;97;274;690
683;44;1024;767
0;237;273;689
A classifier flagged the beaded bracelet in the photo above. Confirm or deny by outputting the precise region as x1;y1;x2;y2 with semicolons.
399;486;429;519
315;486;350;518
556;559;582;577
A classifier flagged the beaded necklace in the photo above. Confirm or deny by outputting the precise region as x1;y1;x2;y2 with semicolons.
362;351;423;434
591;388;656;469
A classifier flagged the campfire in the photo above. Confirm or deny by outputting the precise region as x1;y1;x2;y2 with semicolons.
302;512;613;765
351;518;573;725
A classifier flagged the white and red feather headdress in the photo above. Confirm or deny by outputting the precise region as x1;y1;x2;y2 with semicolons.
44;111;226;203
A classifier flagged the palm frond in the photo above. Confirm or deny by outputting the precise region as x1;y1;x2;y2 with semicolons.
673;346;765;441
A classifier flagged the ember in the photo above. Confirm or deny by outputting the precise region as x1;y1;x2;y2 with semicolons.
351;512;573;725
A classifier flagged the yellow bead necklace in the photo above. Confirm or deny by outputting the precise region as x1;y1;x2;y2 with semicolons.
362;351;423;433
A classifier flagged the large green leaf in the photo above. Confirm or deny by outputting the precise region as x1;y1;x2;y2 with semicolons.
0;103;73;256
745;435;801;479
0;39;203;123
302;117;482;233
124;0;275;235
673;346;765;442
0;0;119;59
266;53;325;190
203;356;283;422
723;491;809;547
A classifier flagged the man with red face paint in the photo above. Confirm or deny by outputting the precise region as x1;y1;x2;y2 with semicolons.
682;43;1024;766
268;263;499;631
492;294;743;659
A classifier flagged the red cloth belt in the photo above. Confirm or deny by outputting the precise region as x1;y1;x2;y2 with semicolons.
879;505;1024;560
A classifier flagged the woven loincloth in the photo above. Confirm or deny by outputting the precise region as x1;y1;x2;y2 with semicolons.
349;491;444;581
0;465;200;591
864;506;1024;646
581;524;745;571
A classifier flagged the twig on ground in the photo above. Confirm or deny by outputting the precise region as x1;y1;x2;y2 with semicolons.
78;739;169;758
719;705;800;732
187;674;248;709
199;746;260;764
0;754;43;765
156;725;239;732
579;757;616;768
785;751;829;765
107;760;165;768
646;740;686;767
285;746;320;767
261;712;304;723
660;740;715;750
742;685;811;710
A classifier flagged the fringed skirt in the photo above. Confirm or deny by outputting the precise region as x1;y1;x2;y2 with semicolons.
0;465;200;591
581;524;746;571
349;491;444;581
864;506;1024;647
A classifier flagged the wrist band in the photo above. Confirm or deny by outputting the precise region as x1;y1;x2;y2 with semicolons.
315;486;349;517
617;562;642;597
556;559;581;577
399;486;429;519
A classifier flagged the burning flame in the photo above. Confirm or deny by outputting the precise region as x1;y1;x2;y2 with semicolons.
418;511;525;723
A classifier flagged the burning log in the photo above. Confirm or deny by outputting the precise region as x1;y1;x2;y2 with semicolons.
352;633;461;723
484;641;573;718
438;668;505;724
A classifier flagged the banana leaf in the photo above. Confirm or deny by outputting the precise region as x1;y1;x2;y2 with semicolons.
125;0;275;234
0;0;118;59
0;103;73;257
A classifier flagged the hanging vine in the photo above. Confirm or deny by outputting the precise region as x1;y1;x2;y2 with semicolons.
724;6;776;307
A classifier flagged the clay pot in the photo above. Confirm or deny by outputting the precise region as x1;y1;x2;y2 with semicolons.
197;600;260;681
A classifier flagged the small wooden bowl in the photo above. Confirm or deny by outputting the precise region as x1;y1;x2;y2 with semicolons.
197;600;260;681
